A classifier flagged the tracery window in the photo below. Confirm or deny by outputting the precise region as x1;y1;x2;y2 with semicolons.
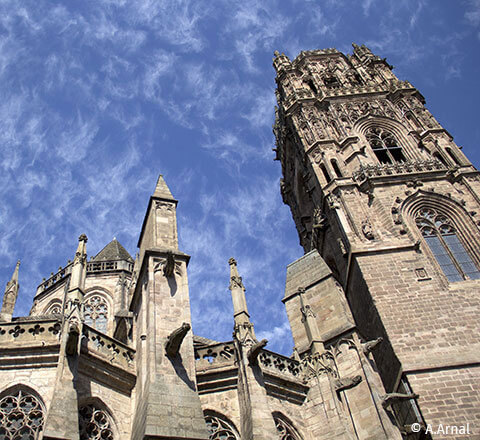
204;413;239;440
79;404;114;440
415;208;480;282
273;414;302;440
84;295;108;333
0;389;45;439
46;302;62;315
366;127;405;164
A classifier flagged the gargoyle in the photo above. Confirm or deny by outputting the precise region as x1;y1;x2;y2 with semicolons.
247;339;268;366
165;322;191;357
65;322;80;356
334;375;362;392
163;251;175;278
362;337;383;355
381;392;419;409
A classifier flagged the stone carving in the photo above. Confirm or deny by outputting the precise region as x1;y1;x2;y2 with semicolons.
247;338;268;366
300;305;316;323
381;392;419;409
195;342;235;366
362;337;383;355
163;251;175;278
165;322;191;357
334;375;362;392
66;321;80;356
352;159;445;182
361;219;375;240
258;350;302;378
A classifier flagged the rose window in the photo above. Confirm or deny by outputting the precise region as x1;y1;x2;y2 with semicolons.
79;405;114;440
0;390;44;439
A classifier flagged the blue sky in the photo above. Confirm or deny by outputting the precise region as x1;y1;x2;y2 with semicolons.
1;0;479;355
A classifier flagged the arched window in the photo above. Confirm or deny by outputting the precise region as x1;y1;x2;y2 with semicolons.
0;388;45;439
320;164;331;184
79;404;114;440
415;208;480;282
331;159;343;178
45;301;62;315
204;412;239;440
366;127;405;164
432;152;448;168
84;295;109;333
273;413;302;440
445;147;461;166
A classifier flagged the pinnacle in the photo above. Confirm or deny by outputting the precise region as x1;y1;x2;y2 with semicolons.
153;174;175;200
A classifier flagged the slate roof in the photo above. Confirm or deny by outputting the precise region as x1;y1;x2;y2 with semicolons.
93;238;134;262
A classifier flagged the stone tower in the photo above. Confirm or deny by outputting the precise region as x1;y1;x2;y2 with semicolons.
273;45;480;436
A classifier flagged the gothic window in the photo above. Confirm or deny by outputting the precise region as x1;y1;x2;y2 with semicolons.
204;413;239;440
84;295;109;333
366;127;405;164
273;413;302;440
79;404;114;440
320;164;331;184
0;388;45;439
432;152;448;168
305;78;317;94
331;159;343;178
415;208;480;282
46;302;62;315
445;147;461;166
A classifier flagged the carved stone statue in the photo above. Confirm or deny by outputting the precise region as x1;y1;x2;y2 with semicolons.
165;322;191;357
334;375;362;392
381;392;419;409
247;339;268;366
362;337;383;355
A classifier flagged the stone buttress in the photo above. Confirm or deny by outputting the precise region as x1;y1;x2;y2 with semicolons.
130;175;209;440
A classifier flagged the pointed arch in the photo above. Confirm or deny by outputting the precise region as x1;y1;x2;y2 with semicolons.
78;397;118;440
203;410;240;440
354;116;416;163
401;191;480;282
0;384;46;439
272;412;303;440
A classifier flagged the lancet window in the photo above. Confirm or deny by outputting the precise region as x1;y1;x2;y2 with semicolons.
0;389;45;439
415;208;480;282
79;404;114;440
84;295;109;333
273;414;302;440
204;413;239;440
366;127;405;164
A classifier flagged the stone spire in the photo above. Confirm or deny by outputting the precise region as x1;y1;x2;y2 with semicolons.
0;260;20;322
68;233;88;303
153;174;175;201
138;175;179;253
229;258;255;342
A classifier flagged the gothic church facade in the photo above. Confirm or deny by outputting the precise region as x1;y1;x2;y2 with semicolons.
0;45;479;440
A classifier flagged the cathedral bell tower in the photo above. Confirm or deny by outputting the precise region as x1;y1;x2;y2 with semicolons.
274;45;480;436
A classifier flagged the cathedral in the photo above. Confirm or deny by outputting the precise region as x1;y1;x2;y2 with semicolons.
1;44;479;439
